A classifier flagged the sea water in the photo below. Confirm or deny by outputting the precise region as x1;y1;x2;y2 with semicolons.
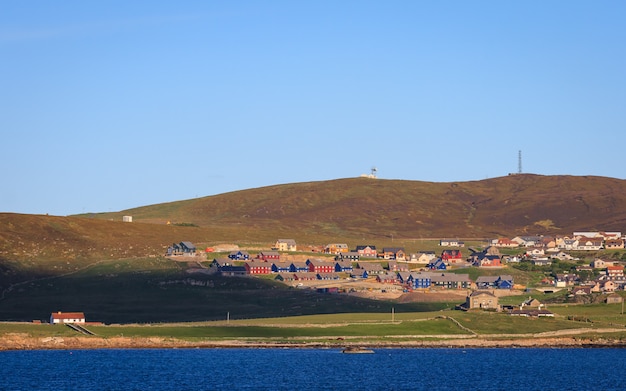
0;348;624;390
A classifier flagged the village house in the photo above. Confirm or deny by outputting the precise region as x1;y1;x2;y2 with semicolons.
275;239;297;252
409;251;436;264
560;239;579;250
466;291;498;310
381;247;406;261
430;273;471;289
355;245;378;258
337;251;360;262
598;280;617;293
396;272;413;285
50;311;86;324
289;262;309;273
211;258;232;268
401;272;433;289
293;273;316;281
167;241;197;256
555;273;579;288
550;251;576;261
274;273;295;282
591;259;611;269
439;239;464;247
317;272;340;280
257;251;280;261
306;259;335;273
512;236;542;247
606;293;623;304
387;261;409;272
219;265;247;277
441;249;463;264
572;286;593;296
605;238;625;249
271;262;291;273
509;308;554;317
492;238;519;248
376;272;398;284
428;258;447;270
334;261;353;272
475;275;513;290
472;254;502;267
525;248;545;258
228;251;250;261
576;237;604;251
606;265;625;278
324;243;349;254
244;260;271;275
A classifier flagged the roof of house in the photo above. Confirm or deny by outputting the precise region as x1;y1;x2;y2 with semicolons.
382;247;405;253
51;311;85;320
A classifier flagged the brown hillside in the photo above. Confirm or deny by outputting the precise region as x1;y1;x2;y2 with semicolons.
93;174;626;239
3;174;626;267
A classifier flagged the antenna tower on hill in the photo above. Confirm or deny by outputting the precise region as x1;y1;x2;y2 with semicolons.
371;166;378;178
518;150;523;174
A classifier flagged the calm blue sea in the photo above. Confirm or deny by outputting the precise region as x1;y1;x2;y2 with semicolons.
0;348;624;390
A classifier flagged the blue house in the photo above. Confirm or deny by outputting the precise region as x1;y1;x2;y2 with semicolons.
271;263;290;273
428;258;447;270
289;262;309;273
497;275;514;289
351;269;369;279
412;272;432;289
335;261;354;272
228;251;250;261
168;241;196;256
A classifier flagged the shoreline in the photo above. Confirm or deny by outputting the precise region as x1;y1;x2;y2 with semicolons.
2;335;626;351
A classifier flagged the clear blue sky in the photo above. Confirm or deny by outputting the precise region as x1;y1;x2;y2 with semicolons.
2;1;625;216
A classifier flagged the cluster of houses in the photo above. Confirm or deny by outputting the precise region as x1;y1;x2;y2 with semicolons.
169;231;626;300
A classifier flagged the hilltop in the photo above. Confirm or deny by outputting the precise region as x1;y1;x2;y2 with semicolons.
4;174;626;265
85;174;626;239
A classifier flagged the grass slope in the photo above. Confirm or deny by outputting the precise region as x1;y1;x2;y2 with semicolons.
0;257;445;324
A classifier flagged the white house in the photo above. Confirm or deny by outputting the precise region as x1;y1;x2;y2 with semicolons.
50;311;86;324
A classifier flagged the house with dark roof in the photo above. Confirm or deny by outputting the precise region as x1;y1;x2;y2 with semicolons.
382;247;406;261
430;273;471;289
337;251;360;262
289;262;309;273
168;241;197;256
228;251;250;260
271;262;291;273
334;261;354;273
220;266;247;277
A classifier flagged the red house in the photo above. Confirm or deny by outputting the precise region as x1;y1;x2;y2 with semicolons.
244;260;271;275
355;245;378;258
441;249;463;264
257;251;280;261
306;259;335;273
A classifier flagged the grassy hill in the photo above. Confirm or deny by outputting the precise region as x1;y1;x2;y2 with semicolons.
2;174;626;323
84;174;626;239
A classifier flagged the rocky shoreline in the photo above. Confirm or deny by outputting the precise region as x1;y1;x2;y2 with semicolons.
2;334;626;351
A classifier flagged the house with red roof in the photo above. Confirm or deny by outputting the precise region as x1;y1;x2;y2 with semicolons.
50;311;85;324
